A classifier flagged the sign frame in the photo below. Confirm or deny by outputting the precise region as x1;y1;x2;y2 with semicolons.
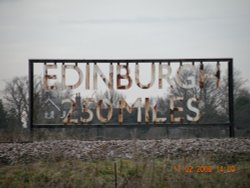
29;58;234;137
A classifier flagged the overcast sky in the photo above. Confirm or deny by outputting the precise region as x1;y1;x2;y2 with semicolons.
0;0;250;94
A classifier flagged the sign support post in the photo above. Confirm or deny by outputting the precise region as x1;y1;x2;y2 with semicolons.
228;59;234;137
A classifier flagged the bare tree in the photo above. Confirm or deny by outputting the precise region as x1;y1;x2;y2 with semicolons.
3;76;42;128
234;88;250;129
218;69;248;117
168;64;228;123
4;77;29;127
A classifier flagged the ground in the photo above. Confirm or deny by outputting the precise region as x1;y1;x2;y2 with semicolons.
0;138;250;187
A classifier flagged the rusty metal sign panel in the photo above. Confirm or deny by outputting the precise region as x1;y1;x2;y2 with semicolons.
29;59;234;136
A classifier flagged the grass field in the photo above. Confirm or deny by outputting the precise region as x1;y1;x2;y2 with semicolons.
0;155;249;188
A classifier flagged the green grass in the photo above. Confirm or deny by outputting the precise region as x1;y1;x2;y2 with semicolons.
0;156;250;188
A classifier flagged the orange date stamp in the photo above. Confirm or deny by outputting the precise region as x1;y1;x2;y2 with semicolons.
172;165;236;173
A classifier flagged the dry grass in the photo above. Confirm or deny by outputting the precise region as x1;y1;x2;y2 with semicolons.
0;155;249;188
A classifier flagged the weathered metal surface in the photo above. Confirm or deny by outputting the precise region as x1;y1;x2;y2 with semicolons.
186;97;200;122
118;98;142;124
85;63;90;89
94;64;114;90
170;97;184;123
62;64;83;90
158;63;173;89
30;59;234;138
96;99;113;123
43;64;57;90
62;99;77;124
81;98;94;123
145;98;150;123
135;63;155;89
116;64;132;89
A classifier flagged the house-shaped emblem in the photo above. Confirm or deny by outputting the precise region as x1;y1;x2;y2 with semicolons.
44;98;61;119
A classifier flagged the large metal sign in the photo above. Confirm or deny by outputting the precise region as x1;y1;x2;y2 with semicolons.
29;59;234;137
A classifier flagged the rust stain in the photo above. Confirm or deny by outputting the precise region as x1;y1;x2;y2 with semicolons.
62;99;77;124
81;98;94;123
117;98;143;124
118;99;134;124
116;64;132;89
62;65;83;90
145;98;150;123
94;64;114;90
170;97;183;123
135;63;155;89
96;99;113;123
43;64;57;90
118;100;123;124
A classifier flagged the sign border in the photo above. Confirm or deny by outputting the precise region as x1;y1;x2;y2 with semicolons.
28;58;234;137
